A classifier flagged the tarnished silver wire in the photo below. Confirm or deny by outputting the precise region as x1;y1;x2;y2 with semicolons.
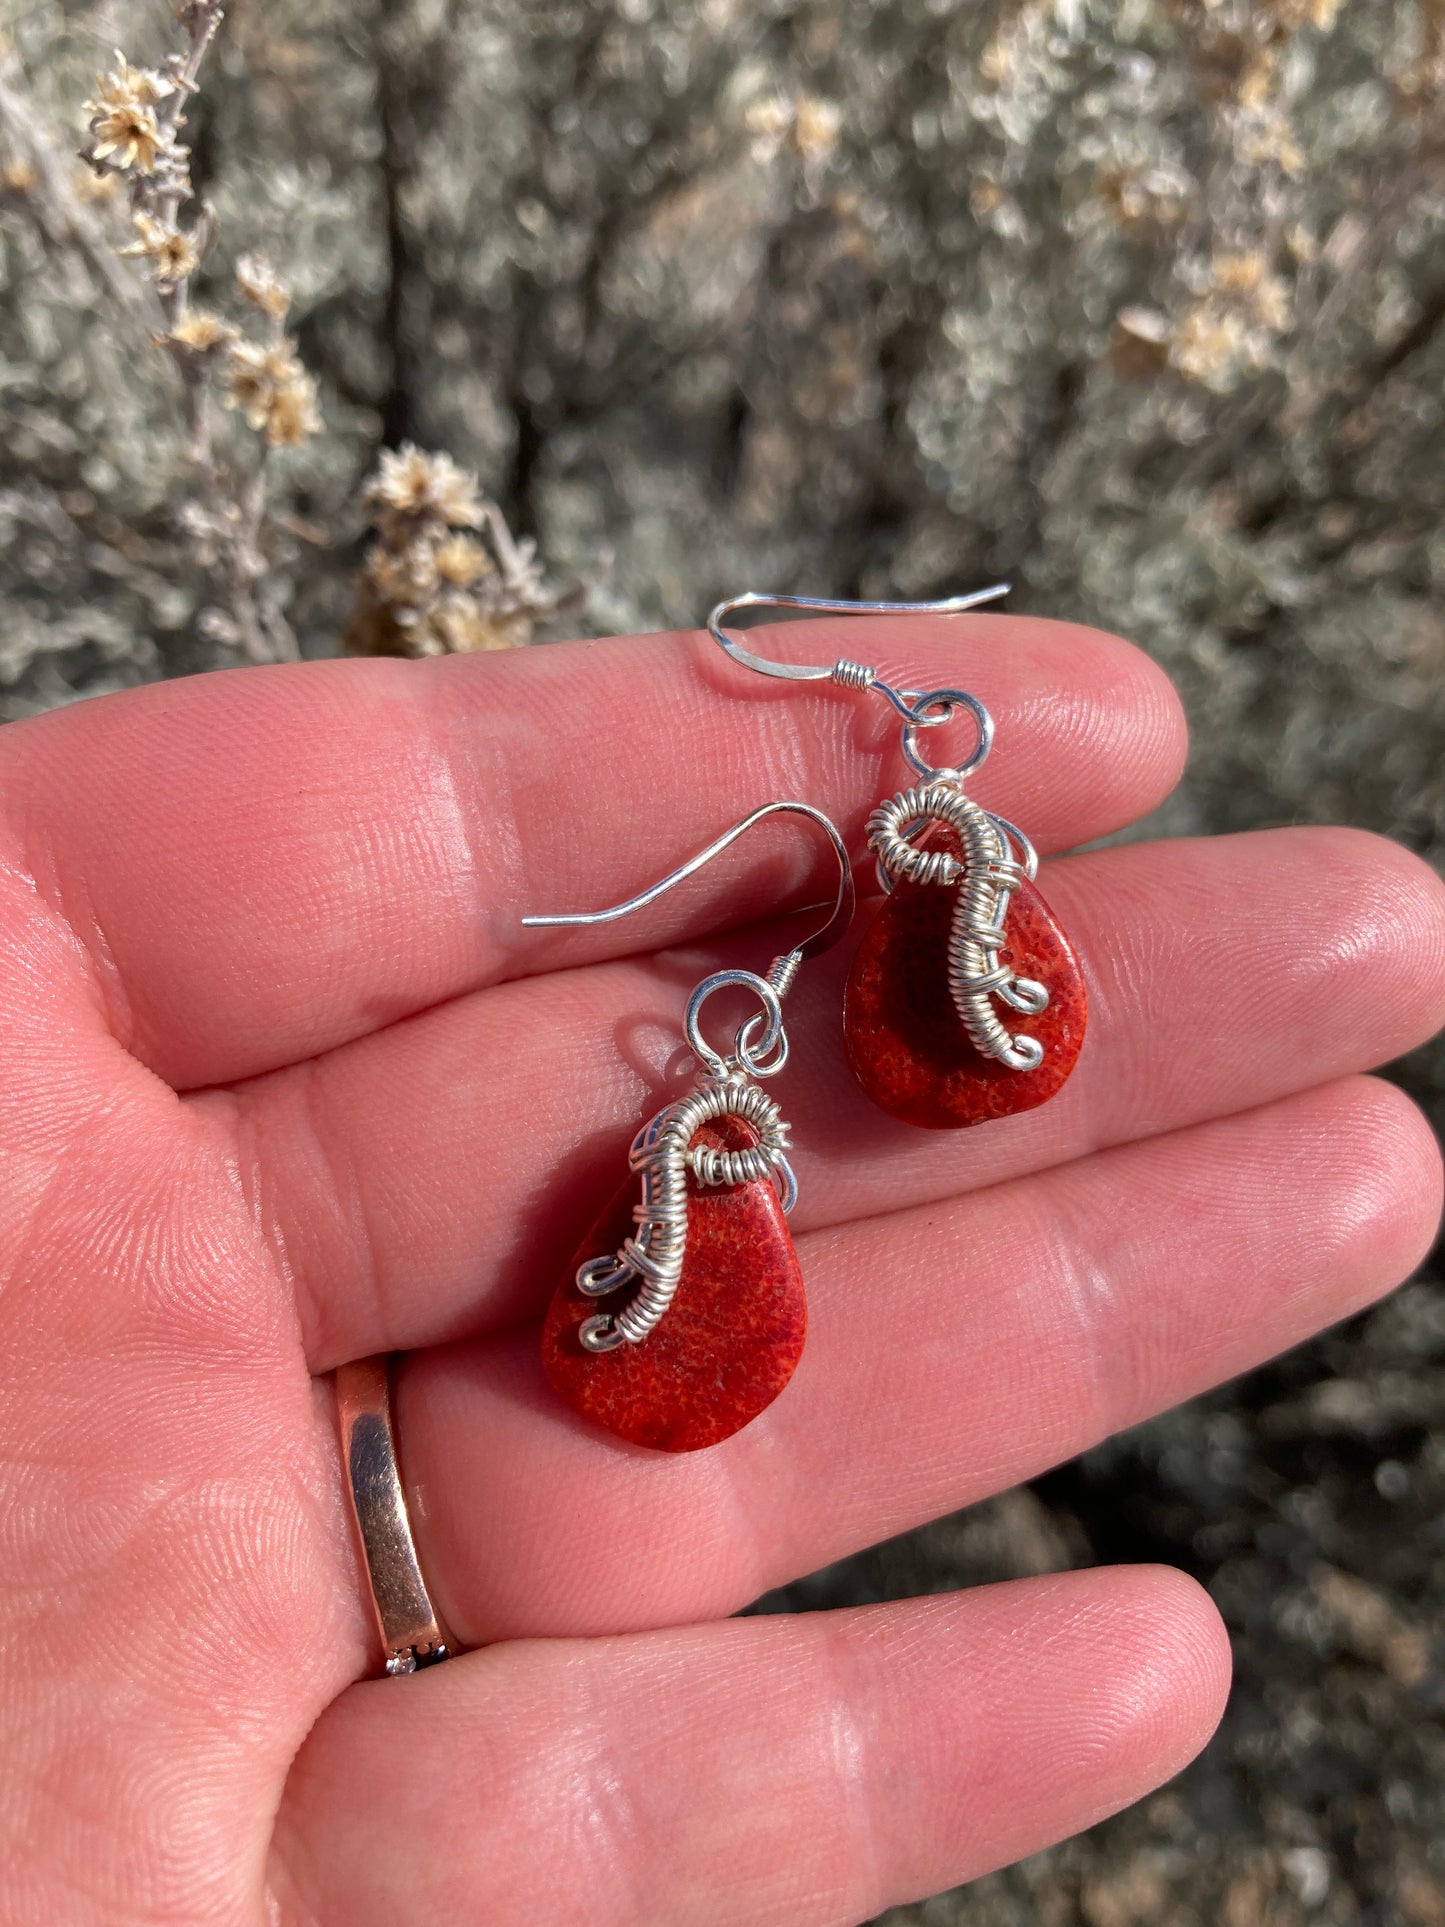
868;783;1049;1071
522;802;853;1352
706;586;1054;1079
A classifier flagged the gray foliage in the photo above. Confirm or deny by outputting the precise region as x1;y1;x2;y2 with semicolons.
1;1;1441;1918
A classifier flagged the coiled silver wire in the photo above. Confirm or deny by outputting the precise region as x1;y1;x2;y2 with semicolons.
830;659;877;691
867;781;1050;1072
575;1074;795;1353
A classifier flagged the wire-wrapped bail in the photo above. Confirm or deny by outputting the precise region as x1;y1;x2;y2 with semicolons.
867;780;1050;1072
576;1074;796;1353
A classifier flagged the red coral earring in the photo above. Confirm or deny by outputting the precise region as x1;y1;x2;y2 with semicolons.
709;591;1086;1131
522;802;855;1451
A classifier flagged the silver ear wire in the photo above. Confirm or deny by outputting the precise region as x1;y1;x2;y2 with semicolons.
706;586;1010;783
523;802;853;1355
522;799;855;979
707;586;1010;689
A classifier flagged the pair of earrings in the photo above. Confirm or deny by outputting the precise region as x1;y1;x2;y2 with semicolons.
524;592;1087;1453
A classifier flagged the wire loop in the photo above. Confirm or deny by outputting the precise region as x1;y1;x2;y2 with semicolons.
684;969;785;1081
898;687;995;780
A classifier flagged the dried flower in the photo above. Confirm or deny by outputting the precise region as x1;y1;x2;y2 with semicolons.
1237;49;1279;112
1213;251;1262;295
261;372;321;447
1284;223;1318;263
1238;112;1306;177
791;96;841;163
165;309;238;353
83;54;174;173
224;341;282;422
32;1;314;667
1;158;39;194
429;604;530;654
223;341;320;447
99;53;174;110
365;541;440;606
347;445;576;659
744;93;841;168
366;443;484;529
1171;301;1259;390
235;252;291;321
87;99;162;173
1095;165;1189;230
1251;272;1291;332
120;211;199;287
744;95;793;161
979;35;1014;87
434;533;493;588
1210;251;1292;329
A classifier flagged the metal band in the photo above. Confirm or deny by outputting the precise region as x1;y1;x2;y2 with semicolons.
335;1356;452;1676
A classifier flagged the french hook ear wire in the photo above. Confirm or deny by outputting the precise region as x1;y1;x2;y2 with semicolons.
521;800;857;975
706;585;1010;717
707;585;1011;786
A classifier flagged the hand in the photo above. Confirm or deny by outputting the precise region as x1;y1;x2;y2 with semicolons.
1;617;1440;1925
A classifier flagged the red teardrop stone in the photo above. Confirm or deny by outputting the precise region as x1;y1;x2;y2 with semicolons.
844;834;1086;1130
541;1116;807;1452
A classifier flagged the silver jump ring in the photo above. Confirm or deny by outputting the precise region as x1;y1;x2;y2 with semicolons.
899;687;994;781
736;1008;790;1079
685;970;783;1078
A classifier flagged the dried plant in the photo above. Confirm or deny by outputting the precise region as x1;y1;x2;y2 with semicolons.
76;5;321;663
345;444;581;657
1;3;1444;1918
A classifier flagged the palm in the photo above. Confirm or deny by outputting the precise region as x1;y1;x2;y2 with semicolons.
2;617;1440;1925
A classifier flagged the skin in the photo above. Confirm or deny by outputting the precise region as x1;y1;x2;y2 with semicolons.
0;614;1441;1926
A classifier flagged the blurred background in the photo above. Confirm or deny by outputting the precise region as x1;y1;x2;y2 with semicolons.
2;1;1442;1918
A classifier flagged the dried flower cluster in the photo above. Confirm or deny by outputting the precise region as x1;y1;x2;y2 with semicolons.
346;445;574;657
84;51;172;174
1;0;1444;1915
1167;249;1295;390
744;91;843;177
224;335;321;450
75;6;321;663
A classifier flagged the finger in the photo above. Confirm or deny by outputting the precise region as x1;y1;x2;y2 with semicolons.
270;1567;1229;1927
0;617;1183;1088
216;827;1445;1366
395;1076;1440;1644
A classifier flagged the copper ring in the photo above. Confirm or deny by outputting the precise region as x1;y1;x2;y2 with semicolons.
335;1356;453;1676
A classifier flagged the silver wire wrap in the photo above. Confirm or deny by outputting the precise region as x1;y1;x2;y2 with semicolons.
867;781;1050;1072
521;800;856;1356
703;589;1050;1069
575;1073;795;1353
830;659;877;691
